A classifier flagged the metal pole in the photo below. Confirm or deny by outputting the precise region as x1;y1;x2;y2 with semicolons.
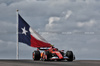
16;9;19;60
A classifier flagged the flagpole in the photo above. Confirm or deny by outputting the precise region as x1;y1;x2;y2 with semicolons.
16;9;19;60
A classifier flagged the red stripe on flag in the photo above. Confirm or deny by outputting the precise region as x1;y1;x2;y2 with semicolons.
30;35;52;47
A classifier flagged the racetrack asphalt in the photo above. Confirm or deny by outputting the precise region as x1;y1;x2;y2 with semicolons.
0;60;100;66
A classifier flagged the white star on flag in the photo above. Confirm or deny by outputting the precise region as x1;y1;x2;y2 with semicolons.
21;27;28;35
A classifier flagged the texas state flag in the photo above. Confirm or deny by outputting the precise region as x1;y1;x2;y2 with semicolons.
18;14;52;47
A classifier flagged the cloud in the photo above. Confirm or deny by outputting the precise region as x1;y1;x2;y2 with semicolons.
45;17;60;30
45;10;73;31
0;0;24;5
0;21;16;34
65;10;72;19
77;20;96;27
49;17;60;24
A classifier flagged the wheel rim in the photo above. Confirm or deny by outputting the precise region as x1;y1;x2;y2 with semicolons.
33;53;35;59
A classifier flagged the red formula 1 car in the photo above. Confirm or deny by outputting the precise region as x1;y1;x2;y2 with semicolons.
32;47;75;61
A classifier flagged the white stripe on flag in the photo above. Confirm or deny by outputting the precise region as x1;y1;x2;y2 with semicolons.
29;27;48;43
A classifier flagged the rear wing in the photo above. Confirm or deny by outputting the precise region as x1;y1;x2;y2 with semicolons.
37;47;50;50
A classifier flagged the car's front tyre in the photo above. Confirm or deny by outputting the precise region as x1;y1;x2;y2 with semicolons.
66;51;74;61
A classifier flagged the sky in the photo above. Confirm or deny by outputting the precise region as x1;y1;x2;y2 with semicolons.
0;0;100;60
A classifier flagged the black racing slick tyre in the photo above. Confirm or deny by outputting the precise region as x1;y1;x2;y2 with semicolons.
66;51;74;61
33;51;40;60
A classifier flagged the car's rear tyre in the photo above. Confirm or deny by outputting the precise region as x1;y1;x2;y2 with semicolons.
33;51;40;60
66;51;74;61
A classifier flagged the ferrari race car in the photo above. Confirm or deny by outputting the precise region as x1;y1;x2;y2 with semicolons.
32;47;75;61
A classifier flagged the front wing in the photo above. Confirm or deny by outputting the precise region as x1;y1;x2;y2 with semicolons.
49;56;68;60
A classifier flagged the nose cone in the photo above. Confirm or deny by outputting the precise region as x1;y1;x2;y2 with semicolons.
59;56;63;59
60;57;63;59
